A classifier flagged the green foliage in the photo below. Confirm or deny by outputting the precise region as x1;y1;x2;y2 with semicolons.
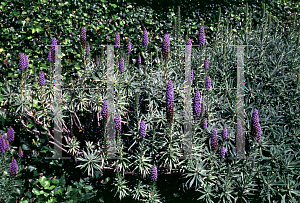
0;0;299;202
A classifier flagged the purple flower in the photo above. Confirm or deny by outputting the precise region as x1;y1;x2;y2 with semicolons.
138;54;141;64
0;135;5;153
101;100;108;122
18;146;23;158
119;57;124;72
205;75;211;90
220;146;225;158
201;103;205;115
204;57;209;69
19;54;26;70
199;25;205;46
203;118;207;129
211;128;218;151
186;38;192;55
127;41;131;53
151;165;157;181
162;34;170;60
80;26;86;47
114;114;121;133
139;120;146;138
38;71;45;86
9;157;18;175
166;80;174;123
4;137;9;151
222;127;228;139
48;49;52;62
25;54;29;68
86;42;90;55
142;29;149;46
193;90;201;120
51;37;57;61
190;69;194;85
7;126;14;143
251;109;261;142
115;32;120;48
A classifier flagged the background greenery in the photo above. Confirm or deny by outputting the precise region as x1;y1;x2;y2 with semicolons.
0;0;299;202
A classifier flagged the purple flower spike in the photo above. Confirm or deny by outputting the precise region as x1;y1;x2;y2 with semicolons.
151;165;158;181
139;120;146;138
4;137;9;151
162;34;170;60
7;126;14;143
114;114;121;133
251;109;261;142
166;80;174;123
119;57;124;72
86;42;90;55
222;127;228;139
199;25;205;46
101;100;108;122
138;54;141;64
142;29;149;46
19;54;26;70
0;135;5;153
211;128;218;151
205;75;211;90
190;69;194;85
48;49;52;62
220;146;225;158
186;38;192;55
204;57;209;69
38;72;45;86
193;90;201;120
18;146;23;158
51;37;57;61
10;157;18;175
115;32;120;48
80;26;86;47
203;118;207;129
127;41;131;53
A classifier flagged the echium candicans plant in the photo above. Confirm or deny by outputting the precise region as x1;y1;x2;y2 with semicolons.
101;100;108;123
0;134;5;153
0;134;23;202
80;26;86;47
192;89;201;120
139;120;146;138
251;108;261;142
222;127;228;139
205;75;211;90
38;71;45;86
204;57;209;69
166;80;174;123
142;28;148;47
7;126;14;143
198;25;205;46
190;69;194;85
162;34;170;60
115;32;120;48
211;128;218;151
4;137;9;151
115;114;122;133
18;54;26;70
119;57;124;72
51;37;57;61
